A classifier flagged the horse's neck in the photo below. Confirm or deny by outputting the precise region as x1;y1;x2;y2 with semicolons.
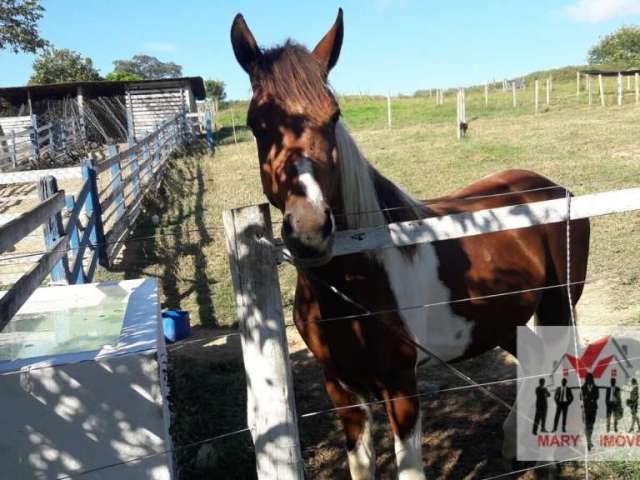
335;121;423;229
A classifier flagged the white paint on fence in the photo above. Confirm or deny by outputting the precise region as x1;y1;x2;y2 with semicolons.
0;166;83;185
324;187;640;258
618;72;623;106
456;89;466;140
512;82;517;108
599;74;605;107
223;204;304;480
546;77;551;106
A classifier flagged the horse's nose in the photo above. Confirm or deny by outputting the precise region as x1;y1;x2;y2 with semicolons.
283;213;294;237
321;209;333;238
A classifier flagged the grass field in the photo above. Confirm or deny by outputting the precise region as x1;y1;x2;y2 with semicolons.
100;73;640;479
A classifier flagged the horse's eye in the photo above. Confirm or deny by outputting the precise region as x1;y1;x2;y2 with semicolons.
331;110;341;124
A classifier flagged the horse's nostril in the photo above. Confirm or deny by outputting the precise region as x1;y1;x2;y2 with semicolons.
322;211;334;237
283;214;293;237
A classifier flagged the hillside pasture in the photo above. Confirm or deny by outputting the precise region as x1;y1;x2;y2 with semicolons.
103;78;640;479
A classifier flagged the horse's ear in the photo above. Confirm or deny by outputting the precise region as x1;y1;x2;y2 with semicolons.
312;8;343;73
231;14;261;75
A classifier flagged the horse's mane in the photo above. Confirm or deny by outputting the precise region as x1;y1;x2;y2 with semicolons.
336;121;425;229
253;41;335;121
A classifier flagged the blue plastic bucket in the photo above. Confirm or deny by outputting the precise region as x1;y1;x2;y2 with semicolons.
162;310;191;343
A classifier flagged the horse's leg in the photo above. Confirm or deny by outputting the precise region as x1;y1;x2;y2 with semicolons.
382;369;425;480
325;376;375;480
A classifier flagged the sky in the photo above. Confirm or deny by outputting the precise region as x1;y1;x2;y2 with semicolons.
1;0;639;99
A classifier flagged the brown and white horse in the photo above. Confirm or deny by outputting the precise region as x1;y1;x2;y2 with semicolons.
231;9;590;479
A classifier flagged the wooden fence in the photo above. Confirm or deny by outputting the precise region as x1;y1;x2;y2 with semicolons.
222;186;640;479
0;114;84;171
0;111;189;328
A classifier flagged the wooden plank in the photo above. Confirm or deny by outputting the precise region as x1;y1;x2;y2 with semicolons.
0;191;65;254
222;204;304;480
0;235;69;330
63;179;90;237
320;188;640;258
0;167;83;185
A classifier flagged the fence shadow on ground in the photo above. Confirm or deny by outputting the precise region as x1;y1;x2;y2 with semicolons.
109;140;218;326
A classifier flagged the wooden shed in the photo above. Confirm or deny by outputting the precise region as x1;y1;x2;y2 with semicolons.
124;79;201;139
0;77;206;144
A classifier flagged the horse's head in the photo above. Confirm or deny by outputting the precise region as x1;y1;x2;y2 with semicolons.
231;9;344;266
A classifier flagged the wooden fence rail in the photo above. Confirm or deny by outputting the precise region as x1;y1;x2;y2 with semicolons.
0;111;190;327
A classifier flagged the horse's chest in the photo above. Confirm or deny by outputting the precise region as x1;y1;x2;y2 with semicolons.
377;244;474;363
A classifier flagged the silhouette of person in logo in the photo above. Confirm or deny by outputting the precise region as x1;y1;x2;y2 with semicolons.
627;378;640;433
582;372;599;450
606;378;623;432
552;378;574;433
533;378;550;434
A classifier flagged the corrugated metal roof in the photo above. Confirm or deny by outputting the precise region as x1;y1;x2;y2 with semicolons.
0;77;206;103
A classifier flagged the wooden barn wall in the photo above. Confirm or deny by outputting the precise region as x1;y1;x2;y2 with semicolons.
126;87;193;139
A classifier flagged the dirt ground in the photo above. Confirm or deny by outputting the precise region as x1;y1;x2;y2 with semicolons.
163;274;640;480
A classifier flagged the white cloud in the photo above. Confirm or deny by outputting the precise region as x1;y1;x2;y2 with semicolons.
143;42;178;53
566;0;640;22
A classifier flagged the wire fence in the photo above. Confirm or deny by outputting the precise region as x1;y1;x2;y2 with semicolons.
2;173;639;477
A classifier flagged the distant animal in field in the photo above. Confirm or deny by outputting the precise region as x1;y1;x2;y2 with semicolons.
459;116;479;138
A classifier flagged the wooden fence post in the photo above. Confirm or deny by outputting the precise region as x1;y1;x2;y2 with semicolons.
38;176;69;283
222;204;304;480
82;159;108;269
231;108;238;144
64;194;84;284
30;114;39;160
534;80;539;113
141;130;152;183
128;135;141;200
546;77;551;106
108;144;126;222
10;130;17;169
587;74;592;106
153;123;161;170
456;88;466;140
484;82;488;107
386;94;392;129
636;72;639;105
599;74;605;107
205;110;214;149
512;82;517;108
617;72;623;106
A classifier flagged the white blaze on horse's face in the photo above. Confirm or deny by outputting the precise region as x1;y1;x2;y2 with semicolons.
282;156;335;264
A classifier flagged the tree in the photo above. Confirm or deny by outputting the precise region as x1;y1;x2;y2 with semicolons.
0;0;48;53
29;47;101;84
588;25;640;65
105;71;142;81
112;54;182;80
204;79;226;102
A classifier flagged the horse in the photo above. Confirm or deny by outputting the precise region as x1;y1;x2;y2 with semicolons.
230;9;590;479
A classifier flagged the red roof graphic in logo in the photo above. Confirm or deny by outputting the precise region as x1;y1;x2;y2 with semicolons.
565;336;615;379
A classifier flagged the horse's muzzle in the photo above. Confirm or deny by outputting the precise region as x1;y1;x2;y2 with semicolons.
281;209;335;267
